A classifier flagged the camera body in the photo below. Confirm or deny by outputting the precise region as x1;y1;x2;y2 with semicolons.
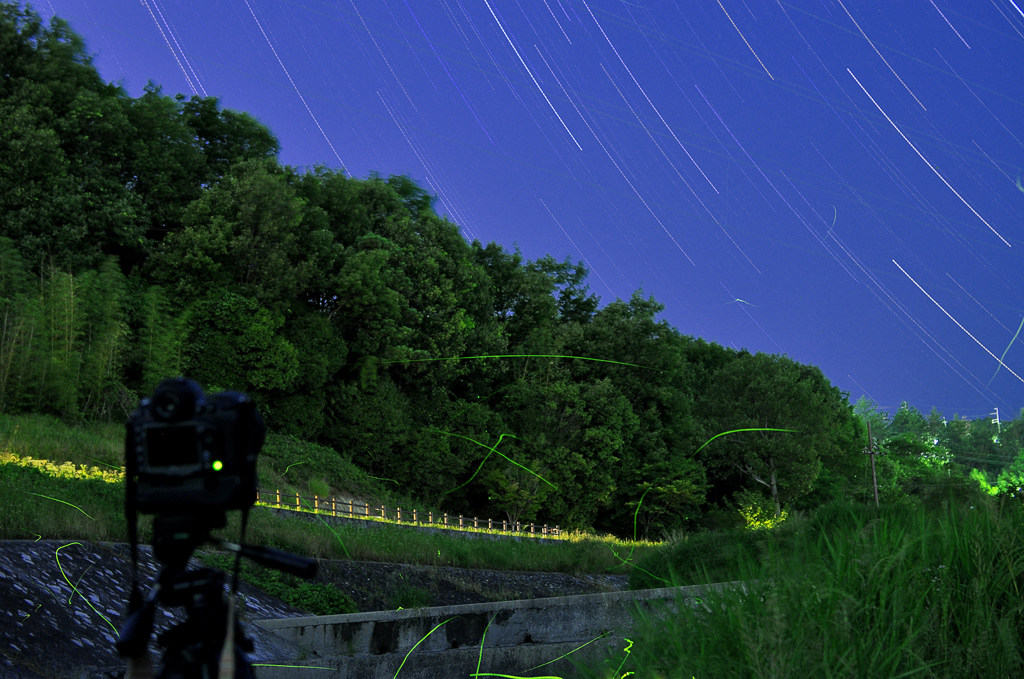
118;378;315;679
125;377;264;515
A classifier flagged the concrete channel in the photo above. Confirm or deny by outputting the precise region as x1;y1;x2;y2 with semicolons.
250;579;763;679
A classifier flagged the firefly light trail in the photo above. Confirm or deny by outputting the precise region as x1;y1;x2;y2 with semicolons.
989;317;1024;387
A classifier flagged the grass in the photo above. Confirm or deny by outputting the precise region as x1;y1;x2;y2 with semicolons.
572;494;1024;678
0;411;662;618
4;410;1024;678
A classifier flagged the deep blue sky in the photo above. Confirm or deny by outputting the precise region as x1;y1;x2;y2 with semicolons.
35;1;1024;425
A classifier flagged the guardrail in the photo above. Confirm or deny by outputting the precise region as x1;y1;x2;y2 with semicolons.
254;487;562;540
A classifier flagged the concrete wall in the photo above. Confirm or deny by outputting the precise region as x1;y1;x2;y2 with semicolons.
251;580;761;679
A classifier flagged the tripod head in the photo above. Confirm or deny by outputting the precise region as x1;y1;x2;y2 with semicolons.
115;379;318;679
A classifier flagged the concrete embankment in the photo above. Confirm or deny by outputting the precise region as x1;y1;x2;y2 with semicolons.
252;579;763;679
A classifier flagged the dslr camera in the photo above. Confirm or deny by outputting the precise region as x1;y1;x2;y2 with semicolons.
116;378;318;679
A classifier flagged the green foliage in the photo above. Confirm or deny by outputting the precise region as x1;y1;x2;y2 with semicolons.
695;351;855;517
483;457;553;527
627;523;775;590
196;551;359;616
129;282;186;396
996;448;1024;495
147;158;330;317
6;0;1022;556
734;488;789;531
74;257;133;421
307;477;331;498
391;581;435;610
599;496;1024;679
180;291;299;395
971;467;1000;496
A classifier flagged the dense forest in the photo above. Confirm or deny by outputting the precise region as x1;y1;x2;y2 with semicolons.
1;2;1020;543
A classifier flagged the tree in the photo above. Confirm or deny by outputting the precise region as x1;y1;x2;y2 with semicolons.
852;395;892;440
179;291;299;406
0;236;33;412
696;352;849;517
124;281;187;397
526;253;600;327
546;290;711;539
147;158;333;317
483;458;553;528
622;456;708;541
178;93;280;184
997;450;1024;496
889;401;928;440
119;82;209;269
265;310;347;440
0;4;164;278
74;256;132;421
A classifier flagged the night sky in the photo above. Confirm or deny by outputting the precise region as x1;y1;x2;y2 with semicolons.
34;1;1024;426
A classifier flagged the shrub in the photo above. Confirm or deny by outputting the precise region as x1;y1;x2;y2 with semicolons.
197;551;359;616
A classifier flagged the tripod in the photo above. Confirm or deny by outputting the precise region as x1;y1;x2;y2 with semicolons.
115;512;317;679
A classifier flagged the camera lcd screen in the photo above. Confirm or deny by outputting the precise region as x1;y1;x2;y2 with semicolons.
146;424;201;468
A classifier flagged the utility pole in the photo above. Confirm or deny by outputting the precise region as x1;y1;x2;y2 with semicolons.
863;422;879;507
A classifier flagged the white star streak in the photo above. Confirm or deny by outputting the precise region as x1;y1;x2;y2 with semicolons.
893;260;1024;385
542;0;571;44
927;0;970;48
138;0;204;96
348;0;419;113
482;0;582;150
569;91;695;266
242;0;346;171
580;0;718;193
836;0;926;110
848;69;1010;248
601;64;759;274
714;0;774;80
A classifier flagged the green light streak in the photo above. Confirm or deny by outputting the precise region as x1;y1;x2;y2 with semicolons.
67;564;92;604
423;430;558;496
690;428;800;458
54;542;119;635
392;616;460;678
988;315;1024;387
84;456;121;470
25;492;95;520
